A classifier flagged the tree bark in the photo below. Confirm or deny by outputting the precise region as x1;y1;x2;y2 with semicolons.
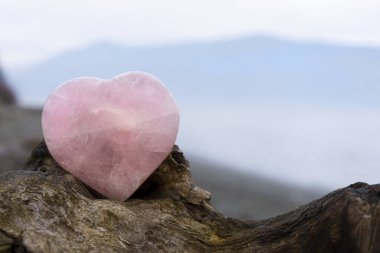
0;141;379;252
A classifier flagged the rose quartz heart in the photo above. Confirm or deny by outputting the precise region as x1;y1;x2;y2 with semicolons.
42;72;180;201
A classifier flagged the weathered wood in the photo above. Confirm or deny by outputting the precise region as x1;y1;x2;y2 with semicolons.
0;141;379;252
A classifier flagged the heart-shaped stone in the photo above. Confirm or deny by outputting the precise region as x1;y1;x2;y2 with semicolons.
42;72;180;201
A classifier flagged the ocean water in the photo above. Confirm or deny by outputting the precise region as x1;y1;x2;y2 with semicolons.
178;102;380;190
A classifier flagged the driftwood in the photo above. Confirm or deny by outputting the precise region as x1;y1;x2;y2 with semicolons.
0;141;379;253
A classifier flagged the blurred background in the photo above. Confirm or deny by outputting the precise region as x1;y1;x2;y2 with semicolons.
1;0;380;219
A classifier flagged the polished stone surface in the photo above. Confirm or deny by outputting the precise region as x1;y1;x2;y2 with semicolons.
42;72;179;201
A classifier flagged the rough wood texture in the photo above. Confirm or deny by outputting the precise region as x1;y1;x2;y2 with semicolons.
0;141;379;252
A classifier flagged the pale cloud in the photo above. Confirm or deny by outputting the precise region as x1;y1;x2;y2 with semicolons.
1;0;380;69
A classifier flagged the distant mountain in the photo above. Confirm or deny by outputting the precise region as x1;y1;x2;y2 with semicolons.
6;36;380;191
0;67;16;105
7;36;380;106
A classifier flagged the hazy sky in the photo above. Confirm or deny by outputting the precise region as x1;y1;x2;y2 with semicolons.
1;0;380;68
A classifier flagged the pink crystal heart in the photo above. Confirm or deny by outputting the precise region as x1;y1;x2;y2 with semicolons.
42;72;180;201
